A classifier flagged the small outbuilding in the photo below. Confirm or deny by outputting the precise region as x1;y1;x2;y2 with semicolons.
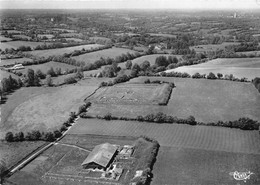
82;143;117;170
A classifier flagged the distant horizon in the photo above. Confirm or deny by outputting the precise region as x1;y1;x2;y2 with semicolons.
0;0;260;10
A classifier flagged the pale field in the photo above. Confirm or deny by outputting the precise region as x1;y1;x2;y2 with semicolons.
0;79;99;139
165;58;260;80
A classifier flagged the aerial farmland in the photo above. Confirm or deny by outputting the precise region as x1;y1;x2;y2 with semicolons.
1;4;260;185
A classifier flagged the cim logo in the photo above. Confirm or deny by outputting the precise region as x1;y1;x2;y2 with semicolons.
229;171;254;183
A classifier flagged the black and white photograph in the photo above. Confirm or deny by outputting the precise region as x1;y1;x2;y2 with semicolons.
0;0;260;184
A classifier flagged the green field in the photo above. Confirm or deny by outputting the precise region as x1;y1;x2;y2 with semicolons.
152;146;260;185
88;83;172;105
237;50;260;56
0;70;19;80
190;42;240;53
118;54;182;69
165;58;260;80
18;61;76;75
60;33;82;37
0;57;32;66
69;119;260;154
64;38;83;42
0;36;12;42
0;141;47;169
87;77;260;122
27;44;103;58
0;79;99;139
148;33;177;38
0;41;52;50
72;47;138;65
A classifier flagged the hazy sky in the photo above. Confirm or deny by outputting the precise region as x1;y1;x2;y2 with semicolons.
0;0;260;10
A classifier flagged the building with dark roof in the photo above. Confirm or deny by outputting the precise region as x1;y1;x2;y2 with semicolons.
81;143;117;170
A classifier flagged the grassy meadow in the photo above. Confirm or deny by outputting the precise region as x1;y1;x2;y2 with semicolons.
0;57;33;66
0;79;99;139
69;118;260;154
87;77;260;122
190;42;240;53
27;44;103;58
18;61;76;75
152;146;260;185
165;58;260;80
118;54;182;69
0;41;52;50
72;47;138;65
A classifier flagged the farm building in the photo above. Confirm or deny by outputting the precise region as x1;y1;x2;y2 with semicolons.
81;143;117;170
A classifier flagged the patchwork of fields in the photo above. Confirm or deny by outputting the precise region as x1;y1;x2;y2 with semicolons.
118;54;182;68
18;61;76;75
190;42;240;52
0;41;52;50
72;47;138;64
87;77;260;122
165;58;260;80
69;119;260;154
27;44;103;58
0;57;33;66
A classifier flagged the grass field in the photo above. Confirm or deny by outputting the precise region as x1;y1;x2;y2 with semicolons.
118;54;182;69
69;119;260;154
237;50;260;56
0;70;19;80
18;61;76;75
0;57;32;66
190;42;240;53
27;44;103;58
148;33;177;38
0;79;99;139
87;77;260;122
64;38;83;42
37;34;54;39
0;141;47;169
88;83;172;105
0;36;12;42
0;41;51;50
72;47;138;65
165;58;260;80
152;146;260;185
6;30;22;34
12;35;31;40
60;33;82;37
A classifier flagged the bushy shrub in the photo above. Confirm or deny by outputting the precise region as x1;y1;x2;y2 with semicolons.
64;76;77;84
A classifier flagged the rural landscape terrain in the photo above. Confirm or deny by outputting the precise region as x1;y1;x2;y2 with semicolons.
0;2;260;185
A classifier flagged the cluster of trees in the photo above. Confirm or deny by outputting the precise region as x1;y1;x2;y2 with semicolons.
63;70;84;85
17;45;32;52
233;41;260;52
0;75;23;96
253;77;260;93
82;112;259;130
99;74;132;87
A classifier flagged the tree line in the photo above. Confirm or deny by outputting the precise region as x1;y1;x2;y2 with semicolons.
81;112;259;131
